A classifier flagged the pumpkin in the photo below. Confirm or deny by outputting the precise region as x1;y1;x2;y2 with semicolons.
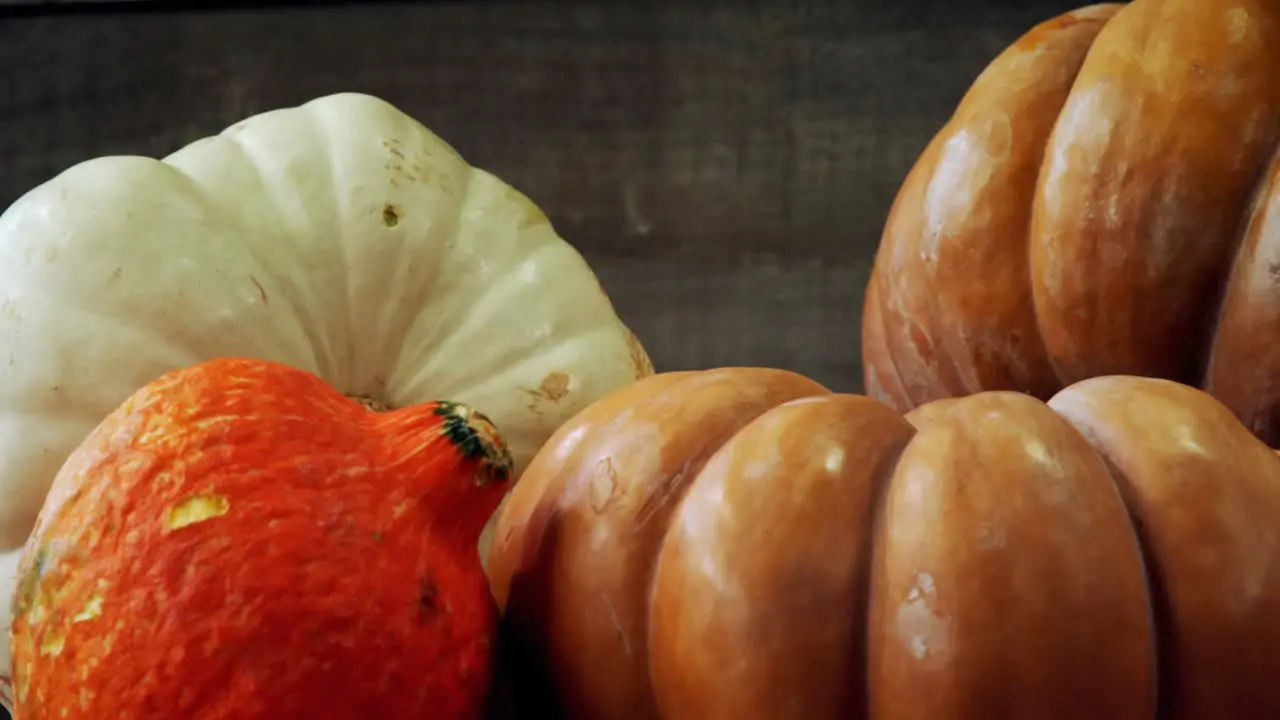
0;92;652;710
11;357;512;718
487;367;1280;719
860;0;1280;444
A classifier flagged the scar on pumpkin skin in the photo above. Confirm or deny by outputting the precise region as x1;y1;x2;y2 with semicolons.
524;372;572;404
71;592;105;623
15;541;67;618
164;494;231;531
39;631;65;658
382;203;401;227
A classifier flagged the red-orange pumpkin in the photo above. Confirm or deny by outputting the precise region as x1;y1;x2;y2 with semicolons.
10;358;511;719
861;0;1280;444
488;367;1280;719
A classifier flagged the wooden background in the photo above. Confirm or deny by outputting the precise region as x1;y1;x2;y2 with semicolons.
0;0;1081;395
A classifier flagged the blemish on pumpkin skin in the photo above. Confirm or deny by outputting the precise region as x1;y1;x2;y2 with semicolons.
16;543;64;620
602;594;631;658
896;572;952;665
382;138;407;159
382;204;402;228
39;631;65;658
537;372;571;402
626;329;655;378
418;579;439;618
589;457;619;513
1228;7;1249;44
163;493;231;530
71;592;105;623
249;275;268;305
350;394;391;413
523;372;575;416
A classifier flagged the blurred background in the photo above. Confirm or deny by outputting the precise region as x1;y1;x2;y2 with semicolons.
0;0;1081;395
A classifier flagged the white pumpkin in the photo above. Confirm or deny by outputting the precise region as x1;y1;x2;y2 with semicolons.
0;92;652;709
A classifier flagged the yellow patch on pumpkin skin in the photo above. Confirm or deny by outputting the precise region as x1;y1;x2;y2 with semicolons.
39;631;65;658
71;592;104;623
164;494;231;530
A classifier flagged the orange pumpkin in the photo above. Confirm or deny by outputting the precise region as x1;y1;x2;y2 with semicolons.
861;0;1280;444
488;367;1280;719
10;358;511;719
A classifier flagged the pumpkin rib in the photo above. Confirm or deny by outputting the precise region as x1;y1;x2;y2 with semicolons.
647;393;914;719
884;132;971;403
1048;375;1280;717
860;263;913;408
875;389;1154;718
1204;154;1280;440
175;106;364;385
937;5;1116;400
1029;0;1280;388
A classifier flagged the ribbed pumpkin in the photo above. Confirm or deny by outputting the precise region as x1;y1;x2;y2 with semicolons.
487;367;1280;719
861;0;1280;443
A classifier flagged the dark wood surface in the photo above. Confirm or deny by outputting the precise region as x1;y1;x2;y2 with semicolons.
0;0;1081;394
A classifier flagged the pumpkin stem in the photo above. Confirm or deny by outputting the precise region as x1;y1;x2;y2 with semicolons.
433;401;513;487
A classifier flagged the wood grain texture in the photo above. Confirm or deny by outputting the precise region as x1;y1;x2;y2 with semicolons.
0;0;1080;400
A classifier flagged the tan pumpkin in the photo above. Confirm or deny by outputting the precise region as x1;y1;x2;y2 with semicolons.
487;367;1280;719
860;0;1280;444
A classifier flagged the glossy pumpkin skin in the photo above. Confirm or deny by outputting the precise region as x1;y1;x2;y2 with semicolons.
488;368;1280;719
0;92;652;707
11;358;512;719
862;0;1280;444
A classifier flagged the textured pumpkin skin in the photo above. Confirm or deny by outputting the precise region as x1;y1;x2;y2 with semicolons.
862;0;1280;443
488;368;1280;719
0;92;652;706
11;357;511;718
